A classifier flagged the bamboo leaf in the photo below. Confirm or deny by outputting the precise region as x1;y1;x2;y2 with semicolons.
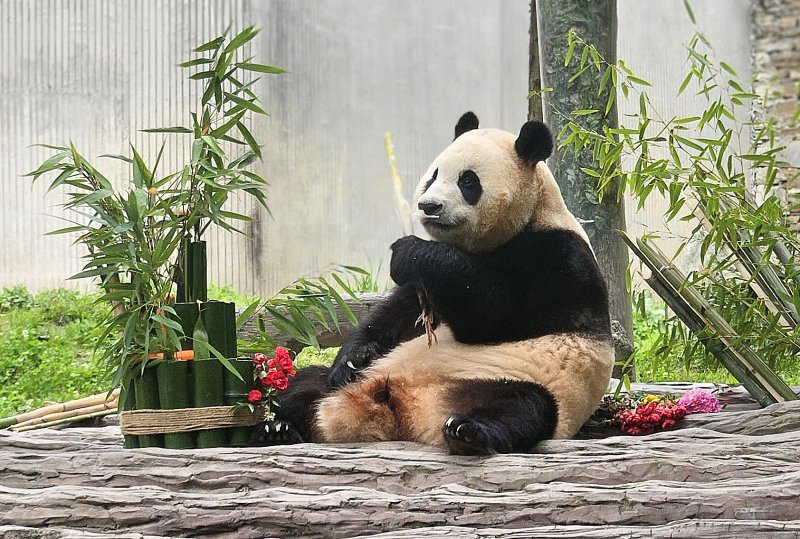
141;126;193;134
224;92;267;115
236;62;287;74
224;26;259;53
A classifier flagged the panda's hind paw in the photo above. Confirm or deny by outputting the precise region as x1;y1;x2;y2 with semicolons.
248;420;304;446
442;414;498;456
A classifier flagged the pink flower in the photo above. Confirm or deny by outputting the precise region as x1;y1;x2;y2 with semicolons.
677;389;721;414
253;353;267;366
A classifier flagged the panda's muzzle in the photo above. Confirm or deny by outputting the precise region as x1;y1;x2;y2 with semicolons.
418;201;443;217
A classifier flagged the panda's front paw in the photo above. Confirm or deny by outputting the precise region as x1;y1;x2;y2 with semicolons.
327;340;380;388
390;235;426;285
249;420;304;446
442;415;506;456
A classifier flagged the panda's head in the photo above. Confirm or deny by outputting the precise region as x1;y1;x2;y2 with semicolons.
414;112;575;253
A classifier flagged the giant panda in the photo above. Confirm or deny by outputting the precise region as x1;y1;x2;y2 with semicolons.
252;112;614;455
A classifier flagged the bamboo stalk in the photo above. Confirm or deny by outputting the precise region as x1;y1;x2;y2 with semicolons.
9;400;118;431
0;389;120;429
384;132;414;236
11;408;118;433
623;233;796;405
645;276;775;406
700;199;799;326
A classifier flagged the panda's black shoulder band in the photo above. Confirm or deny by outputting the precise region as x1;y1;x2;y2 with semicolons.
515;121;553;164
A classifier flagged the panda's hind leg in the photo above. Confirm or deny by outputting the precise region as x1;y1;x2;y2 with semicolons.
442;379;558;455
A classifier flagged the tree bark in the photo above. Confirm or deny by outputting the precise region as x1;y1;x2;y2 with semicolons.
536;0;633;377
527;1;543;123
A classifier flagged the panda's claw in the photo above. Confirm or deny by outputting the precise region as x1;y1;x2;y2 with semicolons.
249;420;304;446
442;414;488;455
346;360;357;370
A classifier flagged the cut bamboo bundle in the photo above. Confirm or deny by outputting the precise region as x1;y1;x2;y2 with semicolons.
10;408;118;433
9;399;118;431
623;232;797;406
0;389;120;429
697;199;799;327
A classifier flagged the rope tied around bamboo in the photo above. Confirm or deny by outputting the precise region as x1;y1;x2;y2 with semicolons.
120;406;264;435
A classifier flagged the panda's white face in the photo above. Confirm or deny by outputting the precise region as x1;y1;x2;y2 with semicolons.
414;128;537;253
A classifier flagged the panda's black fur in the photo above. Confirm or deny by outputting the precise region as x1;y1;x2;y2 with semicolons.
250;113;613;455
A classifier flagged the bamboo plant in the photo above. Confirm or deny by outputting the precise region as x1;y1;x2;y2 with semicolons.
536;5;800;386
26;26;281;394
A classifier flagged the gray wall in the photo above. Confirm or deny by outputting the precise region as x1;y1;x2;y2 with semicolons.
0;0;751;295
0;0;529;294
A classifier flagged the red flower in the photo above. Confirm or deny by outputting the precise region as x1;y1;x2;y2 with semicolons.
247;389;263;403
253;353;267;366
275;346;291;363
263;369;289;391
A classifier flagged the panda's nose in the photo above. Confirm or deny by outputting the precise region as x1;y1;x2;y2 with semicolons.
418;201;443;216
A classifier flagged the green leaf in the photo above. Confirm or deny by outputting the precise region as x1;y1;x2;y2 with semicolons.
224;26;259;53
141;126;193;134
45;168;76;193
236;62;287;75
237;121;262;159
683;0;696;24
200;135;226;158
210;110;246;138
628;76;652;87
224;92;267;115
236;300;262;331
720;61;737;77
191;138;204;164
194;36;225;53
564;40;575;67
178;58;214;67
151;314;185;334
99;153;133;163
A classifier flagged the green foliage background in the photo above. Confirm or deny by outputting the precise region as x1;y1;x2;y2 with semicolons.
0;285;339;417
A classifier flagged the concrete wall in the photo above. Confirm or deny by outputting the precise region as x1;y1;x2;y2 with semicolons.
0;0;753;295
0;0;529;294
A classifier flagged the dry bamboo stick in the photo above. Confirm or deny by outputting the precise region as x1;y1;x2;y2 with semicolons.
9;399;119;431
11;408;118;433
0;389;120;429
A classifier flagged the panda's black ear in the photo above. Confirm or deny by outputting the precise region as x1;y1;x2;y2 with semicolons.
515;121;553;164
454;112;479;140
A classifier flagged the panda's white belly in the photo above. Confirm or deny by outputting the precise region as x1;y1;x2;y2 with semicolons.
365;325;614;439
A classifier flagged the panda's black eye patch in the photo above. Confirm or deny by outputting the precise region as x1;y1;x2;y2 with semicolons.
422;169;438;194
458;170;482;205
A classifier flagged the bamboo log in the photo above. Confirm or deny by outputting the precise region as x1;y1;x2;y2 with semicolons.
623;233;796;405
0;389;119;430
9;400;118;431
9;409;118;433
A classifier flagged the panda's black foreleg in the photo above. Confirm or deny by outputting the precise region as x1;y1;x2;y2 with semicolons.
441;379;558;456
249;366;330;446
328;283;434;388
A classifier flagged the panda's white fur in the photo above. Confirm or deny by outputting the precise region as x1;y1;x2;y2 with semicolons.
415;128;592;252
256;113;614;454
316;327;613;444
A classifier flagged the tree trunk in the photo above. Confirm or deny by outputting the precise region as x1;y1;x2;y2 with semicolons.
535;0;632;377
527;1;543;123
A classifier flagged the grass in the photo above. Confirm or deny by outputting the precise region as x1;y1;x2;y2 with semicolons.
1;285;796;418
0;287;109;418
630;296;800;386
